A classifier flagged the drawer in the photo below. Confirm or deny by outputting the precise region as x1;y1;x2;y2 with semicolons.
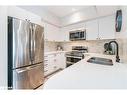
44;63;52;70
53;65;59;71
44;63;48;68
45;54;57;58
44;69;49;76
44;67;53;76
44;59;49;63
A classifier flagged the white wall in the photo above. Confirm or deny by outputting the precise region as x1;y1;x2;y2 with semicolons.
0;6;7;89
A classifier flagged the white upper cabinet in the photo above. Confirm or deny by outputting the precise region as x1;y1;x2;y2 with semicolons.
98;15;115;39
86;19;98;40
44;22;60;41
60;27;69;41
86;15;115;40
61;15;115;41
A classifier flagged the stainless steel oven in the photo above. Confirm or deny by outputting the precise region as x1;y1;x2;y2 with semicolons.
66;46;88;67
66;55;83;67
69;30;86;41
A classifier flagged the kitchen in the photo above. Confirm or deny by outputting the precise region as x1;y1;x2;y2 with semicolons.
0;5;127;90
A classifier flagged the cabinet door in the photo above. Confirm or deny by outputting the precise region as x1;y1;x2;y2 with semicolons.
44;54;55;76
60;27;69;41
52;26;61;42
59;53;66;69
86;20;98;40
44;22;60;41
44;23;55;41
56;53;66;69
99;15;115;39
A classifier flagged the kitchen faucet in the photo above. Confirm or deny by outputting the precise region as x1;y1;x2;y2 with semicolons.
108;41;120;62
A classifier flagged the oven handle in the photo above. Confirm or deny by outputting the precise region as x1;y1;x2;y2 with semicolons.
66;61;75;64
66;56;82;59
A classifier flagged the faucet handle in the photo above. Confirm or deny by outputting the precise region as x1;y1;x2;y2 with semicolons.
116;56;120;62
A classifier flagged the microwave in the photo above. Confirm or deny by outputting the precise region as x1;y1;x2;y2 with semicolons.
69;30;86;41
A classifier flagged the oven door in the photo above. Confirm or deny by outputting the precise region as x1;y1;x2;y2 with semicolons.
66;56;82;67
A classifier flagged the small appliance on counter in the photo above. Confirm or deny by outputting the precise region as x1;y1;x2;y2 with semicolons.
66;46;88;67
56;45;63;51
104;42;116;55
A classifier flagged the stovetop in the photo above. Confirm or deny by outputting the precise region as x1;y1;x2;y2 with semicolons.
66;46;88;57
66;51;84;57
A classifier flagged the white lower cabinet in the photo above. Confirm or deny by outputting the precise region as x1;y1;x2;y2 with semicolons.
57;53;66;68
44;52;66;76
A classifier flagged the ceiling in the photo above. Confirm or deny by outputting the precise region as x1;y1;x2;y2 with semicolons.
19;6;120;18
19;6;120;26
40;6;92;18
19;6;92;18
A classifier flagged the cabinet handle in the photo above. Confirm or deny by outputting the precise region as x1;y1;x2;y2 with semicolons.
54;59;56;62
44;64;48;66
44;70;48;72
44;60;48;62
54;66;57;68
45;39;48;41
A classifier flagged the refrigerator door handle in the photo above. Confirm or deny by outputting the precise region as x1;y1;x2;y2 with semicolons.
16;69;28;74
32;24;36;62
16;64;43;74
29;23;33;63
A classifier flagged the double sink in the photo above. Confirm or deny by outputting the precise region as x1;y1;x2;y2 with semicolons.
87;57;113;66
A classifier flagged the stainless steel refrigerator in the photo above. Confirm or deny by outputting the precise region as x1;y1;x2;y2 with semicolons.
8;17;44;89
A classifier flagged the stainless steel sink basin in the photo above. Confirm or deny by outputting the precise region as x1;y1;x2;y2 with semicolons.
87;57;113;66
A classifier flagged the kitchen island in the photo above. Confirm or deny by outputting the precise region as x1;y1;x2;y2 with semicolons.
43;53;127;89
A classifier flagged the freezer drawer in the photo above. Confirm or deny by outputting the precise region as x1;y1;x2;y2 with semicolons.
13;63;44;89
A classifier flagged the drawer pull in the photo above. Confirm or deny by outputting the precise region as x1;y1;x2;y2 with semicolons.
44;70;48;72
44;64;48;66
54;66;57;68
44;60;48;62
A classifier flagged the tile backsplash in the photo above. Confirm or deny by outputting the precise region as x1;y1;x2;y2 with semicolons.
44;39;124;63
44;41;59;52
59;39;116;54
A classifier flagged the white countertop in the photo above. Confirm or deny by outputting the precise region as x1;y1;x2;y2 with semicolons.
44;51;68;55
43;53;127;89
